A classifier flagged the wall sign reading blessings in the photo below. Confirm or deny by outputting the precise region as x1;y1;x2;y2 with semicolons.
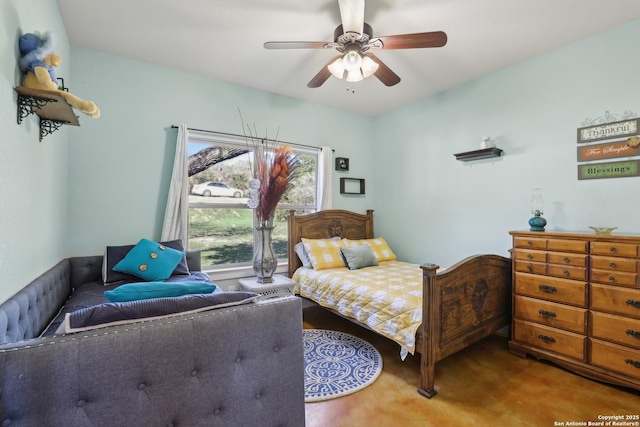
577;159;640;180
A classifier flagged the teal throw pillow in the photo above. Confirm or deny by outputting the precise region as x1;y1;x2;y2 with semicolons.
340;245;379;270
104;281;217;302
112;238;185;281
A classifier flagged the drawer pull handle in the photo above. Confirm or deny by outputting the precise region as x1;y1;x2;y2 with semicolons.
527;265;532;272
527;241;533;247
537;334;556;344
527;254;533;259
625;359;640;369
539;285;558;293
610;247;617;253
563;270;570;276
538;310;557;318
609;262;616;268
626;329;640;339
563;257;570;263
626;299;640;309
609;276;615;282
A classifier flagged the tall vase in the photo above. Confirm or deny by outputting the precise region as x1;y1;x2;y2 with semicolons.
253;222;277;283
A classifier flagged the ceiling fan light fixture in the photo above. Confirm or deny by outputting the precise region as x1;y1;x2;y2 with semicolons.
343;50;363;72
345;69;363;82
361;56;379;78
328;57;346;79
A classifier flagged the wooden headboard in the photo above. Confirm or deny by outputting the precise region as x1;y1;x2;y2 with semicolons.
287;209;375;276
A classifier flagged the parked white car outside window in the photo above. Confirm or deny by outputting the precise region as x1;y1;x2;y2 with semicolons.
191;182;243;198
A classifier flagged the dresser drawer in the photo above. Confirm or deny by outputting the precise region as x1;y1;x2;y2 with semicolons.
590;338;640;381
547;239;588;254
591;311;640;349
591;269;638;288
513;319;585;360
513;249;547;263
514;260;546;275
591;256;638;273
515;273;587;307
591;283;640;319
547;264;587;281
514;237;547;250
515;295;587;334
591;241;639;258
547;252;588;268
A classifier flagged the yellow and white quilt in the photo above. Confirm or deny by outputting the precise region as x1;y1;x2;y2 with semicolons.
293;260;423;358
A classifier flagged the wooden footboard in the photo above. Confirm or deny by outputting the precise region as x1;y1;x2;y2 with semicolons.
418;255;512;397
288;210;512;398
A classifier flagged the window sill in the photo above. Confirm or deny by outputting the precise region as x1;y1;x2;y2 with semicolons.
203;262;289;281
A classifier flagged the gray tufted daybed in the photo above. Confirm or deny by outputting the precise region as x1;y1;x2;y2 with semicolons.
0;252;305;426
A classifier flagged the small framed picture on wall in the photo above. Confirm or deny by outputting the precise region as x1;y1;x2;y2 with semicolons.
335;157;349;171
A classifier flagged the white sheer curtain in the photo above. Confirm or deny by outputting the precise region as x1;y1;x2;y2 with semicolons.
317;146;333;210
161;124;188;244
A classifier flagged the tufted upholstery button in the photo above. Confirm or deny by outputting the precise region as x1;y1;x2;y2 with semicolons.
2;418;11;426
191;370;198;377
235;357;242;363
77;400;85;407
138;383;146;390
273;346;279;352
166;423;174;427
255;393;261;399
214;408;221;415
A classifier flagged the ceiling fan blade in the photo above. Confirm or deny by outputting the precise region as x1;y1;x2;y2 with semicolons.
307;55;342;88
338;0;365;35
365;53;400;87
264;41;328;49
376;31;447;50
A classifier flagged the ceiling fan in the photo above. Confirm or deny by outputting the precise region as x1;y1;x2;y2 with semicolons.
264;0;447;88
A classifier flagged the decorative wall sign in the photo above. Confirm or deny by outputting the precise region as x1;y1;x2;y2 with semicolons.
335;157;349;171
577;159;640;180
577;138;640;162
577;118;640;143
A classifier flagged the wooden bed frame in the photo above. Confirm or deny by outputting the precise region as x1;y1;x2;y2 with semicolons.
288;209;512;398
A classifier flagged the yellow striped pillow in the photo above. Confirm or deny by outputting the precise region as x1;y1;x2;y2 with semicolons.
347;237;397;262
301;238;349;270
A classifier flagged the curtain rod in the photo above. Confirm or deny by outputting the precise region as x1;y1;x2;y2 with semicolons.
170;125;332;152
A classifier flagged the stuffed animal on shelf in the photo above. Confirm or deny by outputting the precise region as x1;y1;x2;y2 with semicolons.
18;32;100;118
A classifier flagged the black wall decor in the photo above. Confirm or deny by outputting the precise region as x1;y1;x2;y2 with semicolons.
335;157;349;171
340;178;365;195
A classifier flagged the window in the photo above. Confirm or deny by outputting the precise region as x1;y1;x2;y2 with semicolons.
186;131;319;272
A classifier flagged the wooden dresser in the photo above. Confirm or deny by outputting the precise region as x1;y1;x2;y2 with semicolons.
509;230;640;392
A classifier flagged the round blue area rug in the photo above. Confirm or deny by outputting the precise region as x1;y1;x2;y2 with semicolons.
303;329;383;402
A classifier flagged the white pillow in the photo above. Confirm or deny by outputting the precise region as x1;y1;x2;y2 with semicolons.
294;242;312;268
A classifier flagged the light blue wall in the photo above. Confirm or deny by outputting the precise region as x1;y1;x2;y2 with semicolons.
0;1;70;302
372;20;640;268
65;48;376;256
3;1;640;304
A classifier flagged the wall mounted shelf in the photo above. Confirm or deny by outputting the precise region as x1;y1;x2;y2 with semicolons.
340;178;365;195
454;147;503;162
15;86;79;141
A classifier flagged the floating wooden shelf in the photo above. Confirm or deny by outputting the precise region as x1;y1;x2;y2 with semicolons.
454;147;503;161
15;86;79;141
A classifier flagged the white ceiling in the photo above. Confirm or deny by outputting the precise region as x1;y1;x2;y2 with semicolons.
57;0;640;116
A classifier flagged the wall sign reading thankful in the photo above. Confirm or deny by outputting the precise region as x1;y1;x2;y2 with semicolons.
577;118;640;143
